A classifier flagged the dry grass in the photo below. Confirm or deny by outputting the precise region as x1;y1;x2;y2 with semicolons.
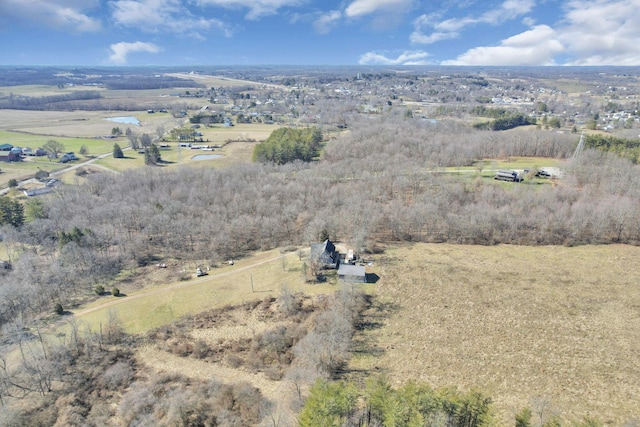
136;344;285;399
350;243;640;425
70;248;333;335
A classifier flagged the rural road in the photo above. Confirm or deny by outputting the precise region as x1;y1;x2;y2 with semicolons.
0;150;117;196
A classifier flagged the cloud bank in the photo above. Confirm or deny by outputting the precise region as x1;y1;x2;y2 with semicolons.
108;41;161;64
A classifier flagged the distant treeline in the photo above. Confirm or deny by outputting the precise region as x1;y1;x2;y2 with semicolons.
0;91;102;110
585;133;640;163
189;112;226;124
103;76;204;90
471;106;536;130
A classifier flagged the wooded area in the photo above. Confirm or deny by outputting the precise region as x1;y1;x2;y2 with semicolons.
1;116;638;330
2;65;640;425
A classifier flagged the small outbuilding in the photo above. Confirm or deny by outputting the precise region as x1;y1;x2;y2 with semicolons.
338;264;366;283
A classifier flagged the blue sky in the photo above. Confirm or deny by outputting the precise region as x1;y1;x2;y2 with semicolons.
1;0;640;66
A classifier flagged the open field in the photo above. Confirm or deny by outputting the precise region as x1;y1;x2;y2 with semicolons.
349;243;640;425
64;248;334;335
166;73;285;90
0;130;115;154
0;109;185;138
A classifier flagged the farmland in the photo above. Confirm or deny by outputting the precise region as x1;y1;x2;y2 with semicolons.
349;243;640;425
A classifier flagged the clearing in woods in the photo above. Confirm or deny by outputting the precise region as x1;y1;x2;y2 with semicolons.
348;243;640;425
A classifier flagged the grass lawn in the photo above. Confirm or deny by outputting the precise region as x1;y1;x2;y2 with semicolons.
0;130;116;154
56;248;334;336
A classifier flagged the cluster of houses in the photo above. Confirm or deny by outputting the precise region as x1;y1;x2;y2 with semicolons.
310;239;369;283
0;144;48;162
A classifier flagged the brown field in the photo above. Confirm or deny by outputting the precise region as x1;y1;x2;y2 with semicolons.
0;109;184;138
349;243;640;425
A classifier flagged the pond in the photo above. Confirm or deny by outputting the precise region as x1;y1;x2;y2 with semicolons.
192;154;223;161
104;116;140;126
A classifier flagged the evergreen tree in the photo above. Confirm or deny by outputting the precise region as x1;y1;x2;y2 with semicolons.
113;143;124;158
0;197;24;227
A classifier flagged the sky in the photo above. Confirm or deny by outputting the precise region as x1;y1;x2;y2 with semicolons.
1;0;640;67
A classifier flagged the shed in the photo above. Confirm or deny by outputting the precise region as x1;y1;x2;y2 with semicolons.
24;187;53;197
338;264;366;283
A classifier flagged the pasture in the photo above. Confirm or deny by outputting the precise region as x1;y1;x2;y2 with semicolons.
349;243;640;425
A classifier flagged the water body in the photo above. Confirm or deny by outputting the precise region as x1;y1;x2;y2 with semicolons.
192;154;223;161
104;116;140;126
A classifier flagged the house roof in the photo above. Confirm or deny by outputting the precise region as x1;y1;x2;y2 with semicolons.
338;264;366;277
311;239;336;258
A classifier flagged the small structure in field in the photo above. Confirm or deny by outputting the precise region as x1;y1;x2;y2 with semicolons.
24;187;53;197
494;170;523;182
338;264;366;283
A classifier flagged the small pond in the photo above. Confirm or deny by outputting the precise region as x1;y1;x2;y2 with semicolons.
192;154;223;161
104;116;140;126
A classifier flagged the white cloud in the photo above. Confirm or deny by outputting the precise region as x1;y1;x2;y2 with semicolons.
480;0;535;25
0;0;101;32
313;10;342;34
111;0;232;36
344;0;413;29
194;0;304;20
411;0;534;45
558;0;640;65
344;0;413;18
108;41;162;64
442;25;564;65
359;50;431;65
428;0;640;65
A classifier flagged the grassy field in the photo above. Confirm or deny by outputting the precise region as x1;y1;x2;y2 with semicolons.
62;248;334;335
348;243;640;425
0;130;115;154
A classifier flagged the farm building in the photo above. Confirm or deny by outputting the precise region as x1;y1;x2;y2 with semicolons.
338;264;366;283
24;187;53;197
494;170;523;182
0;144;20;162
310;239;339;269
